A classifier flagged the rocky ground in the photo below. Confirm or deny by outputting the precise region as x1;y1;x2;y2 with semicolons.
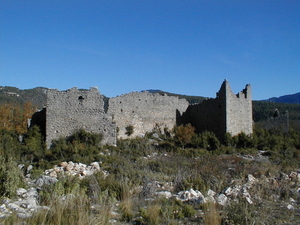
1;153;299;224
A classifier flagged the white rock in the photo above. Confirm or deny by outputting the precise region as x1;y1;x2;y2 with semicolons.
225;185;241;197
82;169;93;176
176;189;205;203
35;175;58;186
16;188;27;197
27;165;33;173
287;204;294;210
245;197;253;204
0;204;11;215
246;174;257;186
204;196;216;203
7;203;27;214
60;162;68;167
49;170;57;177
207;189;216;197
216;194;228;206
290;197;296;203
90;162;100;171
156;191;172;199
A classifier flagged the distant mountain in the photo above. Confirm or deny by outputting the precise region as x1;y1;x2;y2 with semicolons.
0;86;48;108
263;92;300;104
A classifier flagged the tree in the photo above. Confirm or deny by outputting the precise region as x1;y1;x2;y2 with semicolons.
174;124;195;149
0;102;35;134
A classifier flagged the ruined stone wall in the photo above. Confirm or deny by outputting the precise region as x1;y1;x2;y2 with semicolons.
225;82;253;137
41;80;252;146
181;97;226;140
263;111;289;133
45;87;116;147
181;80;253;141
107;92;189;139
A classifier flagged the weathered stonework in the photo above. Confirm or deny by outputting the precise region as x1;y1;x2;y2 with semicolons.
108;92;189;139
180;80;253;141
264;111;289;133
32;80;253;146
45;87;116;147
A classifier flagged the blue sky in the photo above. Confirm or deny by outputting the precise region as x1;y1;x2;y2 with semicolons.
1;0;299;100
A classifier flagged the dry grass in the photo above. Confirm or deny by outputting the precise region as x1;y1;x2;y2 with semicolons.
146;203;161;225
203;201;222;225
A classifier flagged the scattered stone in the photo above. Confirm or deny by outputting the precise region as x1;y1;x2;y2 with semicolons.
205;189;216;203
287;204;294;210
216;194;228;206
27;165;33;174
16;188;27;197
156;191;172;199
176;189;205;203
246;174;257;186
44;161;102;179
90;162;100;171
35;175;58;186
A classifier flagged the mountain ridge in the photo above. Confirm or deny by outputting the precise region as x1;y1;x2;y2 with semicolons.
0;86;299;107
262;92;300;104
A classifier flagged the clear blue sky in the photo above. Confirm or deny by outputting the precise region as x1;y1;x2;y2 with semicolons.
1;0;299;100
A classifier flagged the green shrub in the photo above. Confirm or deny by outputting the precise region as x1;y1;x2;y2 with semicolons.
0;129;21;159
22;125;45;163
0;156;25;197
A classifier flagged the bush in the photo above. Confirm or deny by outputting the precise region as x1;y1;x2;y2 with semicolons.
0;156;25;197
22;125;45;163
174;124;195;148
48;129;103;164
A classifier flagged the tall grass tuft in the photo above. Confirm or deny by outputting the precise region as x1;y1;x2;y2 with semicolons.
203;201;222;225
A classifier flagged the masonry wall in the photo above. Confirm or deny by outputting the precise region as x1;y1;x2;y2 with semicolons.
40;80;252;146
108;92;189;139
225;81;253;137
263;111;289;133
181;80;253;141
45;87;116;147
180;97;226;140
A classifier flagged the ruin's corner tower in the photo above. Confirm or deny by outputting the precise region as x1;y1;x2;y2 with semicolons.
181;80;253;141
45;87;116;147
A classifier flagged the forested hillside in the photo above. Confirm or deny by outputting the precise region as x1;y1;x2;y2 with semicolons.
0;86;48;108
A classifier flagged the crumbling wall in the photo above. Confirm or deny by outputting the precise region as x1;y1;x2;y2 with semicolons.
37;80;253;146
181;98;226;141
264;111;289;133
181;80;253;141
225;82;253;137
108;92;189;139
45;87;116;147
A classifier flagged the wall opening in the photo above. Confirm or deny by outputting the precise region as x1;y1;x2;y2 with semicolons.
78;96;84;103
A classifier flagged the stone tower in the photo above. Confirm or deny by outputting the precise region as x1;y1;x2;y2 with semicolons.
181;80;253;141
45;87;116;147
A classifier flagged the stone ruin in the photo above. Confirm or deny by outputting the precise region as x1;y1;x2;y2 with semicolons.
263;109;289;133
180;80;253;140
107;91;189;139
30;80;253;147
31;87;117;148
